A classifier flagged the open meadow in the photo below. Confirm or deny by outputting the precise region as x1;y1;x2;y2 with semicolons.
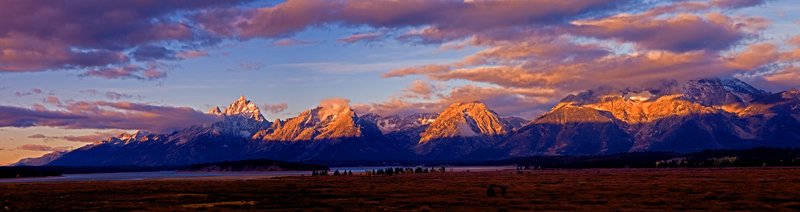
2;167;800;211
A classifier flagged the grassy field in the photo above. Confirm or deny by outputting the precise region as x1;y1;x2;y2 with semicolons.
2;168;800;211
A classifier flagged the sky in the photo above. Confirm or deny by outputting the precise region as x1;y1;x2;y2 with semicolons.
1;0;799;165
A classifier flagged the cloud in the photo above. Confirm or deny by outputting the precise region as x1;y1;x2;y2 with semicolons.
353;97;442;117
372;0;792;116
790;35;800;47
81;89;140;101
28;131;123;143
14;88;43;97
338;31;388;43
227;62;264;72
0;101;220;133
261;103;288;114
177;50;210;59
570;13;758;52
317;98;351;118
272;38;315;47
711;0;766;9
384;65;451;78
2;0;791;119
403;80;438;100
44;96;63;107
0;0;249;78
356;84;557;118
27;134;47;139
195;0;629;40
17;144;70;152
725;42;780;70
79;64;168;80
131;45;177;61
105;91;134;100
743;66;800;91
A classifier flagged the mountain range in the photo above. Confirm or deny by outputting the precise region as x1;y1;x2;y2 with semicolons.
20;78;800;166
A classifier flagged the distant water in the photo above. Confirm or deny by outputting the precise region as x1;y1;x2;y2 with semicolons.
0;166;514;183
0;170;310;183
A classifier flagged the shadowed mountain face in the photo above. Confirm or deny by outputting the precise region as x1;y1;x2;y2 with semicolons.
501;105;634;156
34;79;800;166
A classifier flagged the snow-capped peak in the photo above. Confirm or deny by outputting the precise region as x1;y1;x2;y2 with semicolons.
210;96;266;122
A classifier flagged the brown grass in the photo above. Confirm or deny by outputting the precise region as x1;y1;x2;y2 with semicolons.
2;167;800;211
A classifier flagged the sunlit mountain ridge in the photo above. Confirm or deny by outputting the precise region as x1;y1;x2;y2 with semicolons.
20;78;800;166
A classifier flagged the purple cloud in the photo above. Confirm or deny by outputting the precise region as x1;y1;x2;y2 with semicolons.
0;0;250;77
28;131;123;143
14;88;43;97
0;101;220;133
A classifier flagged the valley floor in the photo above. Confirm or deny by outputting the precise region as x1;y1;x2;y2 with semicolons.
2;167;800;211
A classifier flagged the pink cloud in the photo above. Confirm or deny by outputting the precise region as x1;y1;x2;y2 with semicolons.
261;103;289;114
384;65;451;78
790;35;800;47
177;50;210;59
271;38;315;47
403;80;437;100
44;96;63;107
725;43;780;70
338;31;388;43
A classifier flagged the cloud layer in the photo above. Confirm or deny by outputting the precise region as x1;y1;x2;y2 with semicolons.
2;0;797;119
0;101;219;133
0;0;250;79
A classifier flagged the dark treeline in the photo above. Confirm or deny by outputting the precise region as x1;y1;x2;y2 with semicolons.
0;159;326;179
4;147;800;179
488;147;800;169
0;166;180;179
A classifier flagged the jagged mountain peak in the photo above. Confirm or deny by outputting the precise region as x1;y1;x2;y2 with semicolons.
418;101;507;143
104;130;162;144
209;106;222;114
254;100;379;142
210;96;266;122
361;112;438;133
557;78;769;111
682;78;769;107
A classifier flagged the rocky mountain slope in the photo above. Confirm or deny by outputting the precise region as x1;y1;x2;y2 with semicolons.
501;78;797;156
413;102;511;159
23;78;800;166
12;151;68;166
252;102;379;142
